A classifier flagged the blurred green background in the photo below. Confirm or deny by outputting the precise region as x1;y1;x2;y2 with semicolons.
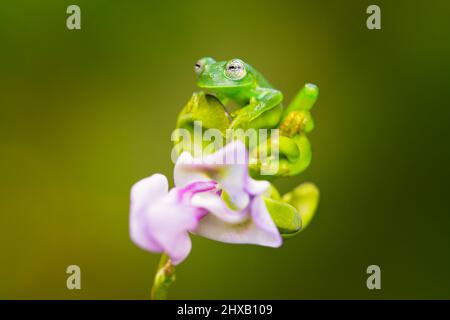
1;0;450;299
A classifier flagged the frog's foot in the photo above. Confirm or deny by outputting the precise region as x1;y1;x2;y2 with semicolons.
279;110;313;137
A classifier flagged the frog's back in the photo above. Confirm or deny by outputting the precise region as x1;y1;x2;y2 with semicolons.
246;63;275;89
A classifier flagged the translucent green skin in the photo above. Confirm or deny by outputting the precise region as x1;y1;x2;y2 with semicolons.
196;57;284;129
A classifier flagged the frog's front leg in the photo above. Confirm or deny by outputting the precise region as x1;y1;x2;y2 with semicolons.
214;92;231;107
230;89;283;129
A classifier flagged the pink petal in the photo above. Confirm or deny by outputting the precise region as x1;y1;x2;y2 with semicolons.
130;174;169;253
245;177;270;196
201;141;249;209
174;152;211;188
191;192;248;224
147;197;199;265
168;232;192;265
201;140;248;166
130;174;169;212
174;141;251;210
250;197;282;247
129;174;200;265
194;196;282;248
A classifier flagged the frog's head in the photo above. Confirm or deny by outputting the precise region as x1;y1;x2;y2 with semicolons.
195;57;254;91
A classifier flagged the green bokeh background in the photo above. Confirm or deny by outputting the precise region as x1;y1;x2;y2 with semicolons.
1;0;450;299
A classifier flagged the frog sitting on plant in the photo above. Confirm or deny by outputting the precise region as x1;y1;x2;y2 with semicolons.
194;57;316;133
192;57;319;177
130;57;321;299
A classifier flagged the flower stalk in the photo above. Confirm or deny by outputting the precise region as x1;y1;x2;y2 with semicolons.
150;253;175;300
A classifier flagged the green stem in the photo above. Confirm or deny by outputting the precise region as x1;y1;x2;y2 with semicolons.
150;253;176;300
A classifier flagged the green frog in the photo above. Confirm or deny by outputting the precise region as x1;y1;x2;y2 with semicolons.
194;57;319;177
194;57;285;129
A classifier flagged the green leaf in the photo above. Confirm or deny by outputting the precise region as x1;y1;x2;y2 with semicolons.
282;182;319;230
264;197;302;235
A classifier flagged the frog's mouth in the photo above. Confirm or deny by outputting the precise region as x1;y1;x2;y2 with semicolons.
198;83;237;89
197;74;230;89
197;78;253;90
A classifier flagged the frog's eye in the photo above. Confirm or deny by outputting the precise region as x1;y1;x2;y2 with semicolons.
194;60;204;75
225;59;246;80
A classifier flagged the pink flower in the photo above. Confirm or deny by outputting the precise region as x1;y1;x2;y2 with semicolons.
174;141;282;248
130;141;282;265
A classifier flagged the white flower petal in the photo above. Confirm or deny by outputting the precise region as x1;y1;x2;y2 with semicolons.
245;177;270;196
202;140;248;167
194;195;282;248
145;196;199;264
194;211;281;248
250;197;282;247
130;174;170;252
130;174;169;212
129;175;200;265
175;141;250;210
168;233;192;265
191;192;247;224
130;211;162;252
174;152;211;188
